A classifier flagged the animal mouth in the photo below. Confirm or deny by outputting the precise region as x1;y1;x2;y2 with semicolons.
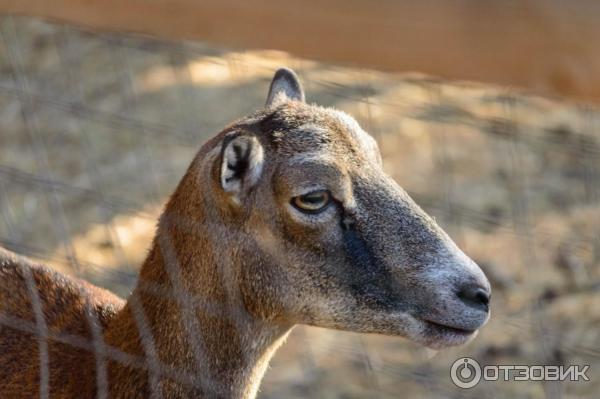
417;318;478;348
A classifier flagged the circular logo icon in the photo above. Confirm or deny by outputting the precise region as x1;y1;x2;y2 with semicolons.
450;357;482;389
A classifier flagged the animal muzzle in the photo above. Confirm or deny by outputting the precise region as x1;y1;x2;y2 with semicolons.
410;252;491;349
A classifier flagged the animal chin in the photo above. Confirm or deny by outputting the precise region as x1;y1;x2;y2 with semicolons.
415;318;479;349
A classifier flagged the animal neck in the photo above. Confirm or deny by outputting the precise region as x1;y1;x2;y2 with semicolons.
104;167;292;398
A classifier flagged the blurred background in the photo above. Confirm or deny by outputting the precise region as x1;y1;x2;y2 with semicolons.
1;7;599;398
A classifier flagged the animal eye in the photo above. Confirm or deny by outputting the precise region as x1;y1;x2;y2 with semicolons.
292;190;331;213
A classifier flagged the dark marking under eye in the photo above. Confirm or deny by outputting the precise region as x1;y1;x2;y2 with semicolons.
341;215;400;310
342;225;372;270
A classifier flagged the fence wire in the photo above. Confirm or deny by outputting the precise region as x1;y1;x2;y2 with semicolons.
0;15;599;399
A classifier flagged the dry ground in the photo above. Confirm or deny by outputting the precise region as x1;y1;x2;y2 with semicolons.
1;17;599;398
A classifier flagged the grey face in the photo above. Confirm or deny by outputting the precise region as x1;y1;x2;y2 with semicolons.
338;170;491;348
220;68;491;349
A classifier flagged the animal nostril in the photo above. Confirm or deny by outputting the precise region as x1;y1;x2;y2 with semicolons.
457;285;491;311
475;289;490;306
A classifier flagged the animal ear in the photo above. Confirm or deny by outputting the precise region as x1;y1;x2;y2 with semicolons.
265;67;305;109
220;133;264;203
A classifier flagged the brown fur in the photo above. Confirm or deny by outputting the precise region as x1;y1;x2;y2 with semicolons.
0;247;123;397
0;68;490;398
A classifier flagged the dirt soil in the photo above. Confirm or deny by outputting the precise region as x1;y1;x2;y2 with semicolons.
1;17;599;398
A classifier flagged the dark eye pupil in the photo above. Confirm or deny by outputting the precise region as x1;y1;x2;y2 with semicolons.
301;194;324;203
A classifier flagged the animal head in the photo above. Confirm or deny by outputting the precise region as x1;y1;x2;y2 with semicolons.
168;68;490;349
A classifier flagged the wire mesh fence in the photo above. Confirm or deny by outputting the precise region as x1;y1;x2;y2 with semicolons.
0;15;599;398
